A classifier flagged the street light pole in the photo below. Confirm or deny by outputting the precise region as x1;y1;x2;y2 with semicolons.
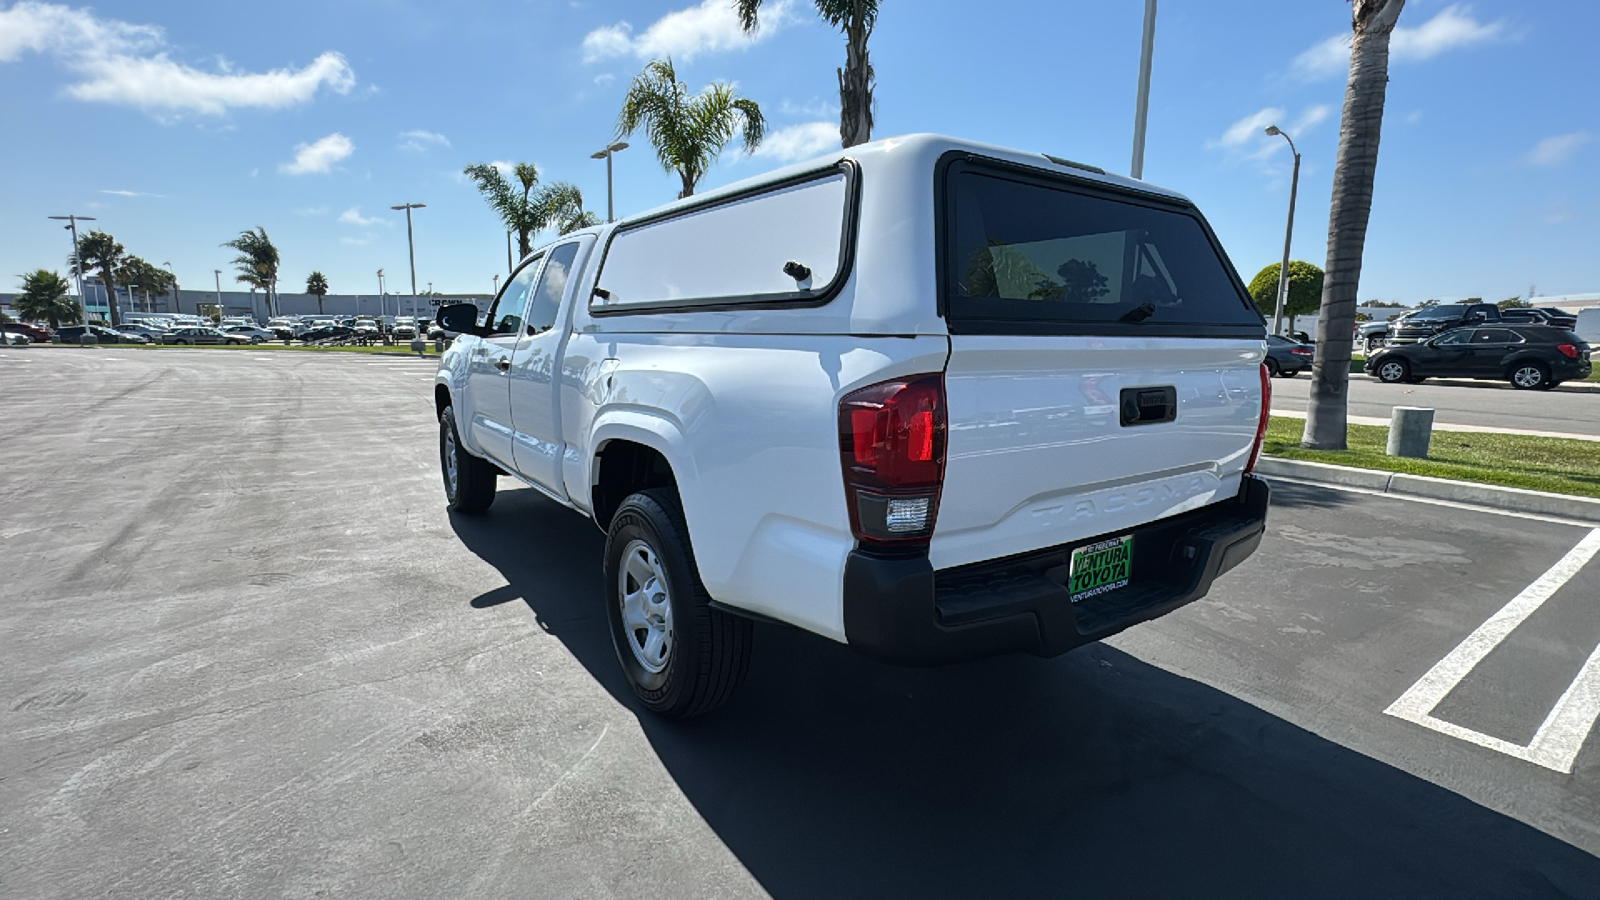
213;269;223;319
1265;125;1301;337
391;202;426;296
590;141;630;222
1130;0;1158;179
48;214;96;323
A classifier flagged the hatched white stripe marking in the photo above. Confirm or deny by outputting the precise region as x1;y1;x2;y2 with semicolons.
1385;528;1600;772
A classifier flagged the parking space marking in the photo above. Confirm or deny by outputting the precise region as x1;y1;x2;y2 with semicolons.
1385;528;1600;772
1262;474;1600;528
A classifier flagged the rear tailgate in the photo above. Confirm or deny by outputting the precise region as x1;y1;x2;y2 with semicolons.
930;156;1266;570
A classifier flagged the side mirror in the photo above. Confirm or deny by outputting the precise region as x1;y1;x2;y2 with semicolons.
436;303;480;334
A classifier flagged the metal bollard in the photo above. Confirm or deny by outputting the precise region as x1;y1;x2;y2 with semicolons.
1387;406;1435;459
433;337;444;353
410;338;426;356
81;333;98;347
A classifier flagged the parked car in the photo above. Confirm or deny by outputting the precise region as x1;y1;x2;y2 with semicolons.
115;324;165;341
109;329;152;344
392;317;418;339
1386;303;1501;345
351;318;381;338
2;322;54;343
222;325;274;343
298;325;355;343
3;331;31;345
431;133;1271;717
1265;334;1314;376
57;325;139;344
1366;325;1592;389
161;327;248;345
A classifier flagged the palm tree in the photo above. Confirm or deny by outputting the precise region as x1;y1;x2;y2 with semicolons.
114;255;174;313
738;0;877;148
1302;0;1405;450
463;163;596;264
72;230;125;327
616;58;765;199
306;271;329;315
222;227;281;319
14;269;79;327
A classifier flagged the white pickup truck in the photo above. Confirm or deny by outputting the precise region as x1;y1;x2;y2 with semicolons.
433;134;1271;717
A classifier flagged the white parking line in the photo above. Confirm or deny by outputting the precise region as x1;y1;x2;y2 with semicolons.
1385;528;1600;772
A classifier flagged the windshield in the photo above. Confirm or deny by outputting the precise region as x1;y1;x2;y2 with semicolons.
1410;305;1467;321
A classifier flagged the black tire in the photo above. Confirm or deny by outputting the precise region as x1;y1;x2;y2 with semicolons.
1264;357;1280;377
176;339;190;345
1509;362;1550;390
439;406;497;513
1375;358;1410;384
1404;376;1427;384
604;489;751;718
1280;368;1298;378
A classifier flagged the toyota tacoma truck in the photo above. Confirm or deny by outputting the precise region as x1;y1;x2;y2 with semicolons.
432;134;1271;717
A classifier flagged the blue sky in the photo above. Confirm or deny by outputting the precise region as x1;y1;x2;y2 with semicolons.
2;0;1595;302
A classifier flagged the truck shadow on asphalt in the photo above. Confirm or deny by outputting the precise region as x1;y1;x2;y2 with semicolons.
452;488;1600;900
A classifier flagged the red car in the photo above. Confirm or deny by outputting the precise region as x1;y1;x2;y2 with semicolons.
1;322;54;343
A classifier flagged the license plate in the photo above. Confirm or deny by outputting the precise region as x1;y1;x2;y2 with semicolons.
1069;536;1132;603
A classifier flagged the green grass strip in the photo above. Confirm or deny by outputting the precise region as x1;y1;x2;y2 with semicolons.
1264;416;1600;499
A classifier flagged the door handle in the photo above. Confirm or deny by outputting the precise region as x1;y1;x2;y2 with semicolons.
494;357;511;372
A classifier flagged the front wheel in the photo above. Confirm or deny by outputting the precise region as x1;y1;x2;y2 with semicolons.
1264;357;1280;377
1376;358;1410;384
1510;363;1550;390
439;406;497;513
605;489;751;718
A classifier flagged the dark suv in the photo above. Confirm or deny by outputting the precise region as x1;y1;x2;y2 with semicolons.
1498;307;1578;330
1366;325;1592;390
1386;303;1501;345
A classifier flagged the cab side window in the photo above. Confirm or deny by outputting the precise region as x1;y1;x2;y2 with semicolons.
484;255;544;335
1434;330;1471;346
1471;328;1517;344
525;243;581;335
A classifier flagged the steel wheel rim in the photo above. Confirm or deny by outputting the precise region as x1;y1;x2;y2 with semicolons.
618;539;673;674
1380;362;1405;382
1514;366;1542;388
442;421;459;496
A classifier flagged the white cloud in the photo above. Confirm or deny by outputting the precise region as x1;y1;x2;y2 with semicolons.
1525;132;1593;167
280;133;354;174
398;129;450;153
750;121;839;163
293;206;330;216
338;206;393;227
99;188;158;197
339;235;373;246
593;72;615;86
0;2;354;115
582;0;797;63
1210;105;1330;163
1293;4;1504;80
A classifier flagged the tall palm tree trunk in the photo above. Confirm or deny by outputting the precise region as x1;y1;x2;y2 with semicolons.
1302;0;1404;450
102;263;122;328
839;1;874;148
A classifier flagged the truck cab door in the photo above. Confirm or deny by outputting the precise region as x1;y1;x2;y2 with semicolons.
507;239;588;495
1420;328;1473;374
465;254;545;467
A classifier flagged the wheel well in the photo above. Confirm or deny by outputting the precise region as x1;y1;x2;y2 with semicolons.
593;441;677;530
434;384;451;419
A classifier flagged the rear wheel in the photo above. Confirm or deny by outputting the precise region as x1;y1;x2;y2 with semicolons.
1510;362;1550;390
1376;359;1409;384
439;406;497;513
1264;357;1280;377
604;489;751;718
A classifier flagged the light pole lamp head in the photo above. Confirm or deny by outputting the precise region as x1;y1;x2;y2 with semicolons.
591;150;608;160
608;141;629;153
1264;125;1282;136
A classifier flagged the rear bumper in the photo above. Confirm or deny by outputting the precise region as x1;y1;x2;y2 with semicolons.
842;475;1269;665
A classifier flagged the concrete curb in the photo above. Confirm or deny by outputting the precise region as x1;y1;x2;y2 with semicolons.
1254;457;1600;524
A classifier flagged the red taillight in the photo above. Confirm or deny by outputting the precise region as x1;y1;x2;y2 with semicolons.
1557;343;1579;359
1245;363;1272;474
839;374;947;546
1290;348;1313;356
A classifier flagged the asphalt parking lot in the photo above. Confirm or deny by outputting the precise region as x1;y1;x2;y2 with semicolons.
3;347;1599;899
